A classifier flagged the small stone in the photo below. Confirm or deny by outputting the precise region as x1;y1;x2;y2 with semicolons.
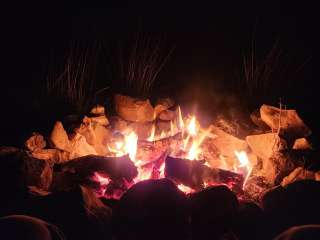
91;115;109;126
25;133;46;152
30;149;70;164
292;138;312;150
90;104;105;115
246;133;287;161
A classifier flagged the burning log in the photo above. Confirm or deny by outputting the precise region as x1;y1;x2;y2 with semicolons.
60;154;137;181
260;104;311;139
51;154;137;192
136;133;182;162
165;156;244;192
114;94;155;122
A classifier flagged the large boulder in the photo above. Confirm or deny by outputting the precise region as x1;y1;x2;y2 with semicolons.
260;104;311;139
246;133;296;184
114;94;155;122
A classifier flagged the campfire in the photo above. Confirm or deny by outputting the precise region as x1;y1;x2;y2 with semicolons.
8;94;316;202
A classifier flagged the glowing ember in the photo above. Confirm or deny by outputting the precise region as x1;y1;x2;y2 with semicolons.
177;184;194;194
92;172;110;196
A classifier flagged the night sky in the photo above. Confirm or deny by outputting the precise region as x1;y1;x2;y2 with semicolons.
0;2;318;146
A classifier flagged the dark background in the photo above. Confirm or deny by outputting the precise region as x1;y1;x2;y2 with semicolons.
0;2;318;146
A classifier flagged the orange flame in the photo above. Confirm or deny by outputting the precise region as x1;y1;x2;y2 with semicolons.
147;124;156;142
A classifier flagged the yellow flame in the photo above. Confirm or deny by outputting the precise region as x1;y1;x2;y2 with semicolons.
234;150;252;188
235;150;249;167
124;131;138;161
170;121;175;136
186;141;199;160
185;125;211;160
147;124;155;142
187;116;197;136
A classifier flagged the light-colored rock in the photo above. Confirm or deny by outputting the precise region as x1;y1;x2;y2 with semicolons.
281;167;315;187
260;104;311;138
110;116;130;134
246;133;287;161
90;104;105;115
292;138;312;150
209;125;248;158
30;149;70;164
69;133;97;159
114;94;155;122
158;109;176;121
50;121;71;151
25;133;46;151
92;124;112;147
154;98;175;116
246;133;299;184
